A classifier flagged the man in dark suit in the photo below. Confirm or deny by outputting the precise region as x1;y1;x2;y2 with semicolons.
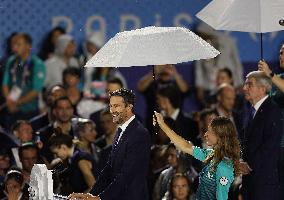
69;88;151;200
240;71;283;200
156;86;199;145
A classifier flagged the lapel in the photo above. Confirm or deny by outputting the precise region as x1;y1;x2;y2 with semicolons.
111;118;137;158
244;97;270;138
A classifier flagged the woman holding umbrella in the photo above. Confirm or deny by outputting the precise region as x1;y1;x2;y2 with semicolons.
153;111;240;200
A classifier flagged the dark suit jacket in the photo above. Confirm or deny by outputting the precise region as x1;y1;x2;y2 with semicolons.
241;97;283;200
174;111;199;146
90;117;151;200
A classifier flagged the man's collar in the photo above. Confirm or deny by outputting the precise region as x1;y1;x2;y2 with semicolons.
253;95;268;113
170;109;180;120
119;115;135;132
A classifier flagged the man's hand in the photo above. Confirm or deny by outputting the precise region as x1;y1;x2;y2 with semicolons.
68;193;100;200
240;161;253;175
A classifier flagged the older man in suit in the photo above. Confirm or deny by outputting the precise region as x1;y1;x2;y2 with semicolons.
240;71;283;200
69;88;151;200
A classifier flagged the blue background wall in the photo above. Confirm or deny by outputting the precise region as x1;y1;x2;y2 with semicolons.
0;0;283;61
0;0;283;117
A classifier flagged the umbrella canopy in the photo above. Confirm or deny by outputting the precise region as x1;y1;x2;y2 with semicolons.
85;26;220;68
196;0;284;59
196;0;284;33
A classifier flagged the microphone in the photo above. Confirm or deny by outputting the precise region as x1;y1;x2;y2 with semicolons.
50;158;68;175
279;19;284;26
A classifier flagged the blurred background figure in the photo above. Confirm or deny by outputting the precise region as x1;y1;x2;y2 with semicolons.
156;86;199;145
94;109;117;170
76;119;100;163
48;133;97;195
0;150;12;186
29;84;67;132
153;144;198;200
1;33;46;129
162;173;196;200
0;167;29;200
137;64;189;134
196;108;218;148
38;27;66;61
18;142;47;184
62;67;82;108
39;96;75;162
44;34;79;89
194;22;243;109
83;67;127;100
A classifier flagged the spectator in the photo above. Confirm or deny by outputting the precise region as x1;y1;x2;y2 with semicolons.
48;133;97;195
11;120;33;144
0;150;12;186
194;22;243;108
153;144;198;200
2;33;46;129
79;32;105;66
83;67;127;100
29;84;67;131
162;173;196;200
137;64;189;134
62;67;82;107
156;86;199;145
76;119;100;163
95;109;117;170
38;27;66;60
213;84;243;135
0;32;19;121
44;34;79;89
0;167;29;200
18;142;46;184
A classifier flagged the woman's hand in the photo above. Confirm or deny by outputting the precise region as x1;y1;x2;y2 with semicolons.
153;111;164;127
258;60;272;77
4;184;21;200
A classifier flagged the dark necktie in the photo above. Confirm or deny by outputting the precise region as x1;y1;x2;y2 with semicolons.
248;106;256;121
113;127;123;148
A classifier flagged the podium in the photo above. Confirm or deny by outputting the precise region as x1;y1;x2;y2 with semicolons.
28;164;67;200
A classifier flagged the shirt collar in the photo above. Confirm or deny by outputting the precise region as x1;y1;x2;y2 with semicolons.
119;115;135;132
170;109;180;120
253;95;268;113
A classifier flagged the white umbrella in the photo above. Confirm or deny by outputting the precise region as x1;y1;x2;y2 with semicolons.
85;26;220;68
196;0;284;59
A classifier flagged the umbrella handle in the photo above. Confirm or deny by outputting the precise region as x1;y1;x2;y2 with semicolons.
260;33;263;60
152;66;159;134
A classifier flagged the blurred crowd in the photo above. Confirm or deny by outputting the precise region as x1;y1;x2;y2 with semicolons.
0;26;283;200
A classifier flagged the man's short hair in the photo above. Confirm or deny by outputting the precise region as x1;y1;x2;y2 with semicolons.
17;33;32;45
77;119;95;135
216;83;235;96
246;71;272;94
48;133;73;149
107;77;123;88
18;142;39;160
109;88;135;107
11;120;31;133
63;67;81;79
52;96;73;110
157;86;181;109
